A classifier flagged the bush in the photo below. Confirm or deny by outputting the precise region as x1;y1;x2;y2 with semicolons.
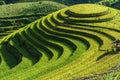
0;1;5;5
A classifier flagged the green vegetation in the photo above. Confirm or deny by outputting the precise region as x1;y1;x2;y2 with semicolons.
76;70;120;80
0;1;67;39
0;4;120;80
111;0;120;9
97;0;118;6
105;72;120;80
2;0;118;6
0;1;5;5
0;1;66;18
1;0;101;5
17;0;101;5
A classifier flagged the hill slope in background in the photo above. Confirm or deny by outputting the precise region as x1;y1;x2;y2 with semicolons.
0;4;120;80
17;0;100;5
2;0;118;6
2;0;100;4
0;1;67;39
0;1;66;18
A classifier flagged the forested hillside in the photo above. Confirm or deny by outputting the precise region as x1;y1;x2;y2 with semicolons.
17;0;100;5
1;0;101;5
1;0;118;7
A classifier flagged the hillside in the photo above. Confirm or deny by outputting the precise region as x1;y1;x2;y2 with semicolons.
0;1;67;39
17;0;101;5
0;4;120;80
3;0;118;6
0;1;66;18
2;0;101;4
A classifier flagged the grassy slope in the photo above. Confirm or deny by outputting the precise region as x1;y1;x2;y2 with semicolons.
0;1;67;39
0;4;120;80
0;1;66;18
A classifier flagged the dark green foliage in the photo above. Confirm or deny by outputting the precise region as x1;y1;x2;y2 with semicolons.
60;0;100;5
5;0;18;3
0;1;5;5
23;41;41;62
111;0;120;9
0;20;13;26
97;0;118;6
18;0;101;5
6;42;22;64
0;43;18;68
0;0;118;6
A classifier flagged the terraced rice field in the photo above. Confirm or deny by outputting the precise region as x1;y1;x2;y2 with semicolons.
0;1;67;40
0;26;19;39
0;4;120;80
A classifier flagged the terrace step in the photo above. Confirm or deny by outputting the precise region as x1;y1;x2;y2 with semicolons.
59;8;118;23
45;15;103;47
66;4;109;18
30;22;63;60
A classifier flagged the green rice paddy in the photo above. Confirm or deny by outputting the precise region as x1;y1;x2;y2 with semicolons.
0;4;120;80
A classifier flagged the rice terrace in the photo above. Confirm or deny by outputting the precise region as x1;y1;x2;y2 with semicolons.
1;0;120;80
